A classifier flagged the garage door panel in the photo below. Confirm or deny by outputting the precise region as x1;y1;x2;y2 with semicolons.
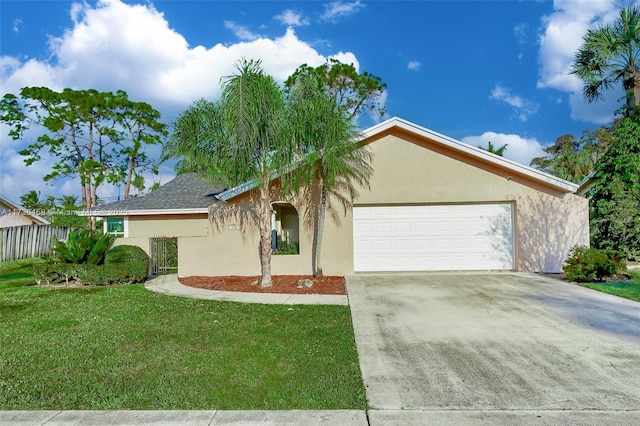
353;204;514;272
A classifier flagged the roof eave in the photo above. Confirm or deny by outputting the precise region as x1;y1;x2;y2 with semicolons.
78;208;210;217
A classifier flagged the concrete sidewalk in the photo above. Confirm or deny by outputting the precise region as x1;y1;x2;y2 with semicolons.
0;410;367;425
144;274;348;305
4;409;640;425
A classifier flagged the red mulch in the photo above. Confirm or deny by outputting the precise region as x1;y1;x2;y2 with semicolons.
179;275;346;295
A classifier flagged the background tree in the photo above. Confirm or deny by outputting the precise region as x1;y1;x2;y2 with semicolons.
113;91;167;198
571;6;640;111
0;88;166;222
588;115;640;260
50;195;87;228
478;141;508;156
18;191;56;224
288;72;373;277
167;60;293;287
530;126;612;183
285;58;387;121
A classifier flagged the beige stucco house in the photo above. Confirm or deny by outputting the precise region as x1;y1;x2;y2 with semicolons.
0;195;50;228
88;117;589;276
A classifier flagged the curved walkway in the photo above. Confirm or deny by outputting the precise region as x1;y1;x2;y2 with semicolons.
144;274;349;305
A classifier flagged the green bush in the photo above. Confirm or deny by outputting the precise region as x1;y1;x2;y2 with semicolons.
76;262;148;286
34;244;148;286
563;245;627;282
34;261;148;286
106;245;149;266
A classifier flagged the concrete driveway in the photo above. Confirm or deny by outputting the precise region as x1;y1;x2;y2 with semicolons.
347;273;640;424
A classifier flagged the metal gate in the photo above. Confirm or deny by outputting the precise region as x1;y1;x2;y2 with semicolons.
150;236;178;275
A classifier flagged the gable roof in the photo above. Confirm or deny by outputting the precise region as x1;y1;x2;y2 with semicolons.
218;117;579;201
0;194;50;225
82;173;223;216
364;117;578;193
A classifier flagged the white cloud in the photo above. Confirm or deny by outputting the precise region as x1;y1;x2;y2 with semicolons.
321;1;365;22
489;84;539;122
0;0;363;200
462;132;545;166
275;10;309;27
12;18;23;34
407;61;421;71
224;21;261;41
537;0;623;123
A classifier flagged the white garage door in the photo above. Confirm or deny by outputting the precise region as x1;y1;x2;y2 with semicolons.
353;204;514;272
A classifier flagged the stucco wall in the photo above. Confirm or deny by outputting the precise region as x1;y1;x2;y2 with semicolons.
177;132;589;277
128;214;210;238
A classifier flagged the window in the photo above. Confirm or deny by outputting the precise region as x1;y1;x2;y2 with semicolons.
105;217;126;237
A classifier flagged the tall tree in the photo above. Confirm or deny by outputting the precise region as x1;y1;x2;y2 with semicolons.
288;72;373;277
285;58;387;121
588;115;640;260
530;127;612;183
112;91;167;198
571;6;640;111
167;59;293;287
0;88;166;219
478;141;508;156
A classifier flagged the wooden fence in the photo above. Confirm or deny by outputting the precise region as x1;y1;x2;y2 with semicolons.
1;225;70;262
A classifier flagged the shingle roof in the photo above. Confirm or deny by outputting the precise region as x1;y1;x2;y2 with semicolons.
83;173;223;216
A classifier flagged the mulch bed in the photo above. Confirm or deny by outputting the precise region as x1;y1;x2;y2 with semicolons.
179;275;346;295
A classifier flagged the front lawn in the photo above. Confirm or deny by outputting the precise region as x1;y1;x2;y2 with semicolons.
0;283;366;410
0;257;44;289
581;270;640;303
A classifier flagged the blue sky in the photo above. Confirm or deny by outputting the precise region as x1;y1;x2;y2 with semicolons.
0;0;636;202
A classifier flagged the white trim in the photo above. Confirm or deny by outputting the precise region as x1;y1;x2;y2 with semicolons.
363;117;578;193
80;208;209;217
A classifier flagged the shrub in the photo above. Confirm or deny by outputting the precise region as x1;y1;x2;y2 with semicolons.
52;229;114;265
76;262;148;286
563;245;627;282
34;244;148;286
34;262;148;286
106;245;149;266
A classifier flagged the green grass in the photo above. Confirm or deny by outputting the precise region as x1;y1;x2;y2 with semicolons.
0;257;43;289
0;284;366;410
581;269;640;302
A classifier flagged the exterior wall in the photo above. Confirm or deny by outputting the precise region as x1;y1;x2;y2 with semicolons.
177;132;589;276
127;214;210;238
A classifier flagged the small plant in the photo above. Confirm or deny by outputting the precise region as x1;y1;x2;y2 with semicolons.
52;229;115;265
563;245;626;282
275;241;299;255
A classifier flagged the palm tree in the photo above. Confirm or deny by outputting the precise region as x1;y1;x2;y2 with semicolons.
288;73;373;278
167;59;292;287
479;141;508;156
571;6;640;112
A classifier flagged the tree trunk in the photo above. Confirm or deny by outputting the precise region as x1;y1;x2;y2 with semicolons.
314;187;327;279
258;186;273;287
124;157;135;199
